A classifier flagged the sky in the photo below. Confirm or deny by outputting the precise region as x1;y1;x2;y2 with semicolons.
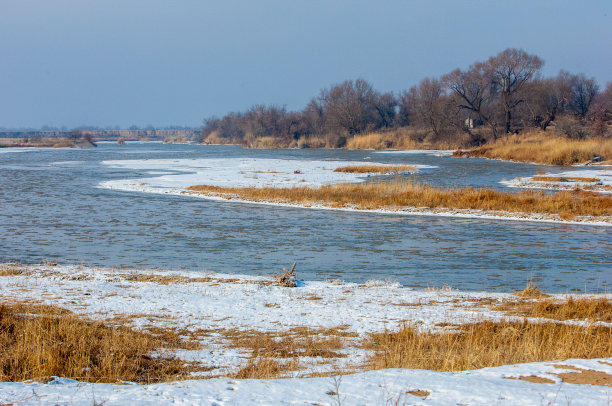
0;0;610;129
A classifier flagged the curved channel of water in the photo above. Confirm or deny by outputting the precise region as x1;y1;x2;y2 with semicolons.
1;143;610;292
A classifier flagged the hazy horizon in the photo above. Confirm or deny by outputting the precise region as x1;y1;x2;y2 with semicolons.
1;0;610;129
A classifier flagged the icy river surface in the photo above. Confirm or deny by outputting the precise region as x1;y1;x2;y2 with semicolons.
1;142;610;292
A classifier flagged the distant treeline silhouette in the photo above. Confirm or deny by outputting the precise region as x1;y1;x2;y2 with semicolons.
200;48;611;148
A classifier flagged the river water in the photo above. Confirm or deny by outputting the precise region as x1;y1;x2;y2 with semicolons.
1;142;610;292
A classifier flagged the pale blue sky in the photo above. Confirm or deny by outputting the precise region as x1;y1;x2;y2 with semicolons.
1;0;610;128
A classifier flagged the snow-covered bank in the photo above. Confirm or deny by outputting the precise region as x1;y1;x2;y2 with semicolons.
98;157;612;226
99;157;429;190
374;149;454;156
1;264;610;405
1;264;610;373
503;168;612;194
2;359;611;405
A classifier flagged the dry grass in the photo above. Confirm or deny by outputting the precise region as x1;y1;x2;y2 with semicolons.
345;127;469;150
0;301;205;383
453;131;612;165
346;130;420;150
513;282;550;298
0;265;28;277
531;176;600;183
223;329;346;359
333;165;417;174
497;297;612;322
234;357;285;379
117;273;216;285
366;319;611;372
187;181;612;220
220;326;355;379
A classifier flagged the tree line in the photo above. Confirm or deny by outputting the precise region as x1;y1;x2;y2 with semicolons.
200;48;612;148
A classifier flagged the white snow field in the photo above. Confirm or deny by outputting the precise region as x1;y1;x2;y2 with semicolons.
98;158;612;226
1;264;610;405
2;360;611;406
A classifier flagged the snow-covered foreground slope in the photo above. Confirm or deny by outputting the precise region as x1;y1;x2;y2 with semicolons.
2;359;611;406
1;264;610;405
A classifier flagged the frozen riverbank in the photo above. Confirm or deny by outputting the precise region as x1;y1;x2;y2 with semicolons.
1;263;610;405
98;157;612;226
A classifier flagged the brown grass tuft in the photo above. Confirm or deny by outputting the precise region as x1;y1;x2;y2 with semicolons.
453;131;612;165
513;282;550;298
0;301;205;383
234;357;284;379
224;329;346;359
497;297;612;322
407;389;431;397
187;181;612;220
333;165;417;174
366;320;611;372
0;266;28;277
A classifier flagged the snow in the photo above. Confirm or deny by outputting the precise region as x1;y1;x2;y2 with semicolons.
503;168;612;194
99;157;428;190
2;360;611;405
98;157;612;226
1;263;611;405
374;149;454;156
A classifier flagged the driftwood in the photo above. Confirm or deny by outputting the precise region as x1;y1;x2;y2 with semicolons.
278;262;297;287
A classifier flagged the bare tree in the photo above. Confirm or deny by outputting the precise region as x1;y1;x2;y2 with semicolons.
443;62;500;138
521;73;571;130
568;73;599;118
488;48;543;134
321;79;378;136
409;77;455;139
588;82;612;137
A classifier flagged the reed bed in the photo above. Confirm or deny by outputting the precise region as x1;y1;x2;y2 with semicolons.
333;165;417;174
366;320;611;372
531;176;600;183
345;128;469;150
345;131;419;150
187;182;612;220
497;297;612;322
0;301;202;383
453;132;612;165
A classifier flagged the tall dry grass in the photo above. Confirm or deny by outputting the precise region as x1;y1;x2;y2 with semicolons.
366;320;611;372
0;301;202;383
498;297;612;322
346;128;471;150
346;131;419;150
453;131;612;165
187;182;612;220
333;165;417;174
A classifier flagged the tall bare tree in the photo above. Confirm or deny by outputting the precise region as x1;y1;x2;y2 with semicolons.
487;49;543;134
568;73;599;118
443;62;500;138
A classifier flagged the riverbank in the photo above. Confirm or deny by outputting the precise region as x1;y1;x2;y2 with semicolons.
0;137;96;148
186;182;612;225
453;132;612;166
1;263;610;405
